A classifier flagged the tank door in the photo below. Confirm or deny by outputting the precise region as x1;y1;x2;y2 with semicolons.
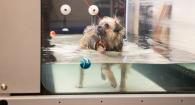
0;0;40;93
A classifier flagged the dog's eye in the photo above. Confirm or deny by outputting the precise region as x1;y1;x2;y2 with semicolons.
104;23;109;29
114;24;122;33
113;28;121;33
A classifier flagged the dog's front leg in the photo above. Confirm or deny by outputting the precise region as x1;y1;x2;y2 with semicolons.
120;63;128;91
101;64;117;88
78;68;84;88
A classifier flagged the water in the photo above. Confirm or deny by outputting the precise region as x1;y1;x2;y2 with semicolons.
42;63;195;94
41;35;195;94
48;35;195;64
41;0;195;94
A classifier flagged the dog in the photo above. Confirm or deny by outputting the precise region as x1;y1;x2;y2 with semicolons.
79;17;128;91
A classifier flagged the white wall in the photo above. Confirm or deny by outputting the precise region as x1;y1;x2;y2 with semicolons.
170;0;195;54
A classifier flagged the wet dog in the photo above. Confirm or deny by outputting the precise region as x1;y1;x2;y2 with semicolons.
79;17;128;91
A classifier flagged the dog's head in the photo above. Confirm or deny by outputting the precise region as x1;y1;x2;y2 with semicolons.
96;17;125;51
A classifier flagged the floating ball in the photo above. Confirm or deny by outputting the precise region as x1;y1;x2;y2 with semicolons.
60;4;71;15
80;57;91;69
88;5;99;16
50;31;56;38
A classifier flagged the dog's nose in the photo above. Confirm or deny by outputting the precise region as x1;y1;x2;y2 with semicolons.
97;26;103;32
97;26;105;37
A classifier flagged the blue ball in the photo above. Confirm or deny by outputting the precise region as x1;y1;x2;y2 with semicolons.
80;57;91;69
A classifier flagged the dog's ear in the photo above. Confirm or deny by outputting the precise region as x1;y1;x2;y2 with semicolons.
114;22;123;33
97;17;101;24
113;16;123;32
114;16;120;24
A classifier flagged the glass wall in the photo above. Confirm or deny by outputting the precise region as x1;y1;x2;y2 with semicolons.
41;0;195;94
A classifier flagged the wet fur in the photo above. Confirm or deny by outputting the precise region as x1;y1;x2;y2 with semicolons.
79;17;128;91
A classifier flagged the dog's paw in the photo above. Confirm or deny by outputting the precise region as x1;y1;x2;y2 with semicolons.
119;88;126;92
97;46;106;54
76;85;83;88
111;82;117;88
119;85;126;92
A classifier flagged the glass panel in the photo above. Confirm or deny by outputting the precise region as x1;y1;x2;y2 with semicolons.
42;64;195;93
41;0;195;94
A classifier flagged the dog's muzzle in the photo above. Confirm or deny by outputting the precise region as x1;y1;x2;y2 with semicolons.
97;26;106;38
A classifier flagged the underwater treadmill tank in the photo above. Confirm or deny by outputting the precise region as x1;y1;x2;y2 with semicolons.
41;0;195;94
